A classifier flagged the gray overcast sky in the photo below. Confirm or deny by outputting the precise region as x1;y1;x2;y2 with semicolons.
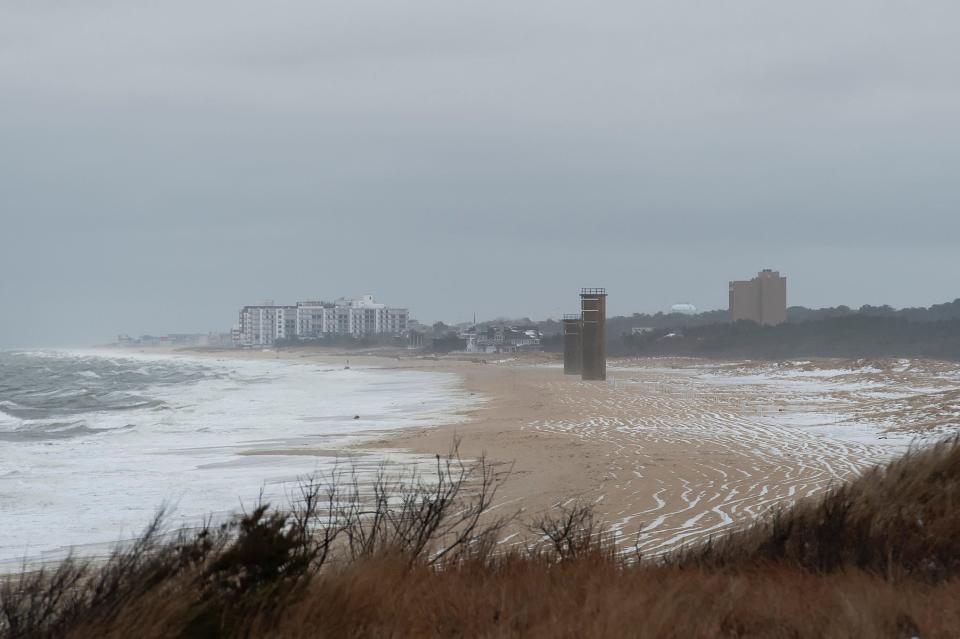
2;1;959;347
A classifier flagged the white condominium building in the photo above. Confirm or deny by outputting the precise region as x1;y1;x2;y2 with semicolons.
238;295;409;345
237;303;297;346
297;295;409;338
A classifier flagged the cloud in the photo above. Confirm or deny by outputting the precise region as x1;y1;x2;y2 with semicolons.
1;1;959;345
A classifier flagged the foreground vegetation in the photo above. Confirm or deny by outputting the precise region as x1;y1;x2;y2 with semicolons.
4;438;960;638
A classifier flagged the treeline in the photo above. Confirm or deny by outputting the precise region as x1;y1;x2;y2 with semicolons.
538;298;960;338
787;298;960;323
615;316;960;361
535;298;960;361
539;309;730;337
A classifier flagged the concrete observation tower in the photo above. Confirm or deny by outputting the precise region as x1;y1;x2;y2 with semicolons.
579;288;607;381
562;288;607;381
561;314;582;375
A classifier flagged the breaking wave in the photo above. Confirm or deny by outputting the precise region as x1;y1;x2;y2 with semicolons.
0;351;212;440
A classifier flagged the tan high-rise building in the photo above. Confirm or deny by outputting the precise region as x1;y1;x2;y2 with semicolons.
729;269;787;326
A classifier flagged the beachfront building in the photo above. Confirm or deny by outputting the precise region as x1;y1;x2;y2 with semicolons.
295;301;336;336
729;269;787;326
237;303;298;346
296;296;409;338
238;295;409;345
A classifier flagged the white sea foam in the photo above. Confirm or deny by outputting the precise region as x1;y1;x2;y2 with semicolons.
0;350;475;568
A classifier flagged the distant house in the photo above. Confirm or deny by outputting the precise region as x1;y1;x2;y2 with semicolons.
116;333;228;347
462;324;542;353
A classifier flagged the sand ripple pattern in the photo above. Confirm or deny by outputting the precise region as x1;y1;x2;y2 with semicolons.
522;362;951;556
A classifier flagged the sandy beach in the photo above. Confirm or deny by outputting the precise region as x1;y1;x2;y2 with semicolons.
180;347;960;554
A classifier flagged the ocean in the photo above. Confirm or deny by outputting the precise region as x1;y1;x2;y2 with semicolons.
0;349;471;567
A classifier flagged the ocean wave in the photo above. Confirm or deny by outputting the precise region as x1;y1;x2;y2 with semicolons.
0;400;41;420
0;350;207;421
0;421;114;442
1;350;476;565
0;399;24;412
